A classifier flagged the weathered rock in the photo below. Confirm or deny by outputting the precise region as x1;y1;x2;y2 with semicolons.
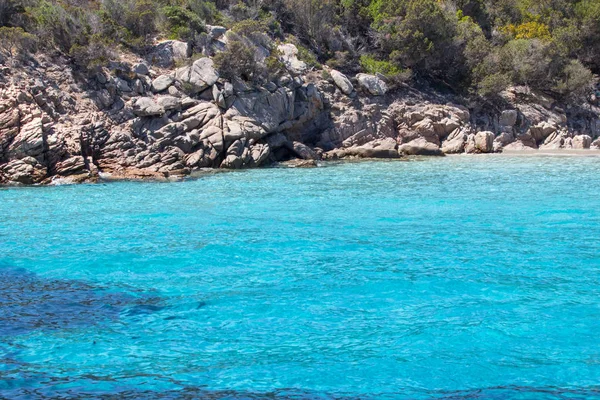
288;141;318;160
266;132;289;149
147;40;191;68
1;157;47;184
277;44;308;76
152;75;174;93
8;118;45;159
116;78;131;92
175;58;219;93
156;96;181;111
55;156;87;176
356;74;388;96
199;125;224;152
132;98;165;117
571;134;592;149
213;85;226;109
465;131;494;153
331;138;399;159
441;129;467;154
529;121;557;143
221;139;249;169
133;62;150;76
540;131;567;149
493;131;515;152
398;138;443;156
248;143;270;167
227;87;295;134
330;69;354;95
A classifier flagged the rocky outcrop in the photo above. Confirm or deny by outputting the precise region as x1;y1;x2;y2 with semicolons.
1;44;599;185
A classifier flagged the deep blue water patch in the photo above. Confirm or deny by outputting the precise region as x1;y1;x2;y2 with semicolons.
1;156;600;398
0;265;164;336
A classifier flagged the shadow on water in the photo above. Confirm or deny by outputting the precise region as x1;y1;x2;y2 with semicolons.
0;266;164;336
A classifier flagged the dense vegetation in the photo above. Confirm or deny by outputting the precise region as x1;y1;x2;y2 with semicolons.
1;0;598;100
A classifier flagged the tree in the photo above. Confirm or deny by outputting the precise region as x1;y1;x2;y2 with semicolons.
0;26;36;59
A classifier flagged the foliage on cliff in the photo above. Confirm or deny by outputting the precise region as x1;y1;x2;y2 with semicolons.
0;0;598;100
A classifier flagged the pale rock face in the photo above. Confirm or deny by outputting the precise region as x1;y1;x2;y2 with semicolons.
441;129;468;154
132;98;165;117
152;75;174;93
356;74;388;96
465;131;494;153
571;134;592;149
248;143;270;167
156;96;181;111
277;44;308;76
493;131;515;152
2;50;599;186
503;140;536;151
221;138;249;169
540;131;567;149
327;138;399;159
1;157;47;184
475;131;495;153
199;125;224;153
55;156;87;176
8;118;45;159
398;137;443;156
175;58;219;93
529;121;557;143
330;70;354;95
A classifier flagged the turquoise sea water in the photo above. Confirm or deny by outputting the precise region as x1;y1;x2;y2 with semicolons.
1;155;600;399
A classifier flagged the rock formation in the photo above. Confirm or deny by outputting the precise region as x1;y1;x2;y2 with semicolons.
1;33;600;185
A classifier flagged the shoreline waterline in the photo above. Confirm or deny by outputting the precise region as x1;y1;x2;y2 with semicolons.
1;150;598;188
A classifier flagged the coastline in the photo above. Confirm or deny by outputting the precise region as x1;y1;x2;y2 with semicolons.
3;150;600;187
2;47;600;186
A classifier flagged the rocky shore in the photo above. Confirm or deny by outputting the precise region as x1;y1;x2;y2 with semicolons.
2;34;600;185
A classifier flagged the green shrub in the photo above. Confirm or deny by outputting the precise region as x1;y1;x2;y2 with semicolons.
26;0;81;52
553;60;594;98
359;55;401;76
296;43;320;68
213;33;262;82
0;26;36;58
186;0;220;23
475;72;512;98
265;49;286;79
70;35;114;70
161;5;205;41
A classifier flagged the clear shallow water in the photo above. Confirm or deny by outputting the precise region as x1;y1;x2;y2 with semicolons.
1;155;600;399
